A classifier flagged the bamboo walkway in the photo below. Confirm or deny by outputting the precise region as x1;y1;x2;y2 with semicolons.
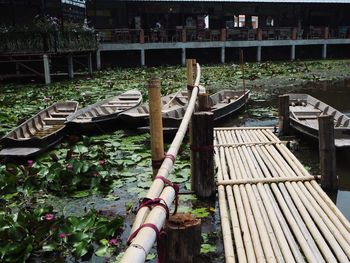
214;127;350;263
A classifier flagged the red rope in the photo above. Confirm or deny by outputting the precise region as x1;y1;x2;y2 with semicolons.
127;223;166;263
164;152;176;164
155;175;179;215
138;197;170;219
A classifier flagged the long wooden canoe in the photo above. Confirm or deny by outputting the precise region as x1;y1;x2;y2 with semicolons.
0;101;79;157
120;89;250;129
161;89;250;127
118;89;189;128
65;89;142;134
287;93;350;148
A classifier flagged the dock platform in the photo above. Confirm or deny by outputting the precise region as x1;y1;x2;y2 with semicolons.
214;127;350;262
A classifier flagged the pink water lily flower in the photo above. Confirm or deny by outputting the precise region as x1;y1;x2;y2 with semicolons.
43;213;55;221
27;160;34;167
108;238;119;246
58;233;67;239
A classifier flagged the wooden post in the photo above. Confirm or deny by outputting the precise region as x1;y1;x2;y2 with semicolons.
148;77;164;177
198;93;210;111
318;115;337;190
191;112;215;198
96;50;101;70
220;28;226;41
43;54;51;84
68;53;74;79
324;27;329;39
87;52;93;76
292;27;297;40
278;95;290;135
182;29;187;42
257;28;262;40
164;213;201;263
139;29;145;44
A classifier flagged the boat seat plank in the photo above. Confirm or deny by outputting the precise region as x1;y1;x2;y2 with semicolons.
108;100;138;104
118;96;140;100
0;147;42;157
43;117;66;125
57;108;76;112
51;112;71;117
296;115;319;120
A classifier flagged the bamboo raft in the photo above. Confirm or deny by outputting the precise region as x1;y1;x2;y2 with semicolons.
215;127;350;263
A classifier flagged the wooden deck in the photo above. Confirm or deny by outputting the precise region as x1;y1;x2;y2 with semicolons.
214;127;350;262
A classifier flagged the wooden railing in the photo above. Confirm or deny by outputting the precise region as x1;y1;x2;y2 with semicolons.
0;30;98;53
98;26;350;44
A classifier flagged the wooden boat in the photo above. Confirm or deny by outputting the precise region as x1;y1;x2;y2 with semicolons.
121;89;250;129
118;89;189;128
65;89;142;134
287;93;350;148
160;89;250;127
0;101;79;157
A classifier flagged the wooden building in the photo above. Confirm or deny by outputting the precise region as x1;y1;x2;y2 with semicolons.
0;0;96;84
86;0;350;67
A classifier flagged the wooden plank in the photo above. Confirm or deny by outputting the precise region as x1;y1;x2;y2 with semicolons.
0;147;42;157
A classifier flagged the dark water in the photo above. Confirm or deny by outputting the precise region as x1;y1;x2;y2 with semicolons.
222;78;350;221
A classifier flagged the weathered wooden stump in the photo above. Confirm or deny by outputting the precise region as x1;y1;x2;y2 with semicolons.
278;95;290;135
164;213;201;263
318;115;337;190
191;111;215;198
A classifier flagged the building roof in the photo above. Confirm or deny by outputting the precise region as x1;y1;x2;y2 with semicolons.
120;0;350;3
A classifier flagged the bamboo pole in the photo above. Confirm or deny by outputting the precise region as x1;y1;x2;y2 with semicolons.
148;77;164;177
225;130;294;263
241;129;322;262
218;131;270;263
125;64;201;259
215;143;236;263
217;175;315;185
254;129;349;261
262;129;350;245
217;131;256;263
264;129;350;233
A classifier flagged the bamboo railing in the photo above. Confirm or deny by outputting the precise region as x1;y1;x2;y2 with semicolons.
215;127;350;263
120;63;201;262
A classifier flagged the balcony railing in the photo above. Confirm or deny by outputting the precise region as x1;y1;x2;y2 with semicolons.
0;30;98;53
97;26;350;44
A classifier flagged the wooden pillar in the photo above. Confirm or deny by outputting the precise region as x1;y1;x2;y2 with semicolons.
291;45;296;61
191;112;215;198
182;48;186;66
96;50;101;70
148;77;164;177
324;27;329;39
68;53;74;79
88;52;93;76
291;27;297;40
182;29;187;42
278;95;290;135
164;213;201;263
43;54;51;84
257;28;262;41
322;44;327;59
318;115;337;190
141;49;145;66
220;28;226;41
256;46;261;62
198;93;210;111
186;59;194;89
139;29;145;44
221;47;225;64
